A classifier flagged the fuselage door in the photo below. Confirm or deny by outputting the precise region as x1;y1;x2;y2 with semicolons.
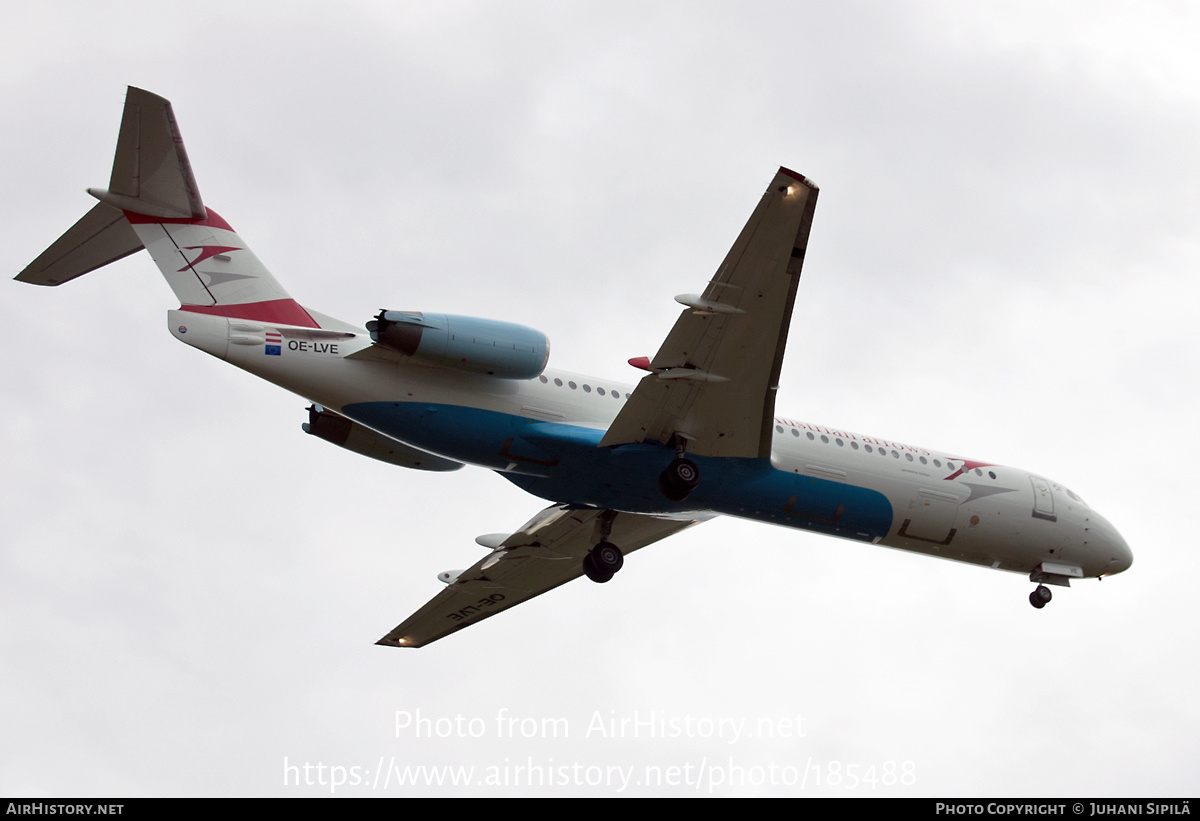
1030;475;1057;521
898;487;960;545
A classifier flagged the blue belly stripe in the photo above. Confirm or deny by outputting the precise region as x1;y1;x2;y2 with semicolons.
341;401;894;541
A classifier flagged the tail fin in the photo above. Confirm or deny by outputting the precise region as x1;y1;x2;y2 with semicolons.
16;87;319;329
123;205;318;328
88;85;206;220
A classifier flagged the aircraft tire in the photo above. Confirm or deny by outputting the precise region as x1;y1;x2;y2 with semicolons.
591;541;624;574
659;458;701;501
583;553;614;584
1029;590;1047;609
1034;584;1052;604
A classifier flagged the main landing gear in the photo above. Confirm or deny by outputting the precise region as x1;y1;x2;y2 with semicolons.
583;541;624;583
582;510;625;583
584;452;697;582
1029;584;1053;609
659;457;701;501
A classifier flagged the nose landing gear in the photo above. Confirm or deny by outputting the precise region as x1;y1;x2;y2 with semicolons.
1027;562;1081;609
1028;584;1052;609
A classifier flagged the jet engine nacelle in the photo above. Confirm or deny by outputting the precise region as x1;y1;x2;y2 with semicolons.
303;404;463;472
367;311;549;379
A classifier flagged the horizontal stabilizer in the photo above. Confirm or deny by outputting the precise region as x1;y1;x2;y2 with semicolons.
16;202;143;286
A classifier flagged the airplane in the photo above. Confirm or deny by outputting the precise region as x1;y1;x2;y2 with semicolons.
16;87;1133;648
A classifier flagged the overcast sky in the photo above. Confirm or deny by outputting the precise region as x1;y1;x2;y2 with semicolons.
2;0;1197;797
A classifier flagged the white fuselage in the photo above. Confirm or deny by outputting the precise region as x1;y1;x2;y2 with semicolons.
169;308;1134;584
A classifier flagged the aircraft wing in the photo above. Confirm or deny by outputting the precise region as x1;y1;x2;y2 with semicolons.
376;506;707;647
599;168;818;458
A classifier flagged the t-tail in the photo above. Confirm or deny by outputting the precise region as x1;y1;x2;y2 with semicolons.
16;86;319;329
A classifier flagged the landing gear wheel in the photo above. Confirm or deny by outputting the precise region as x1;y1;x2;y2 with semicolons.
582;553;613;584
1029;584;1052;609
659;458;701;501
591;541;624;574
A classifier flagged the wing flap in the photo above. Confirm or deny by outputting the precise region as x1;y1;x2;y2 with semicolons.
599;168;818;458
376;507;706;647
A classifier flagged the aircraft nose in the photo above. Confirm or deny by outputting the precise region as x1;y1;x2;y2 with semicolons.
1096;517;1133;577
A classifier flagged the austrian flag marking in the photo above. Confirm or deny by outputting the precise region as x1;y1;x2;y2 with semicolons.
265;331;282;356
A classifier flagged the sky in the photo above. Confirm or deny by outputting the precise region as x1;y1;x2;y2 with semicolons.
2;0;1197;797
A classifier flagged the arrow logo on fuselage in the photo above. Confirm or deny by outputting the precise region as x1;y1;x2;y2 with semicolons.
944;459;996;481
943;459;1017;502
